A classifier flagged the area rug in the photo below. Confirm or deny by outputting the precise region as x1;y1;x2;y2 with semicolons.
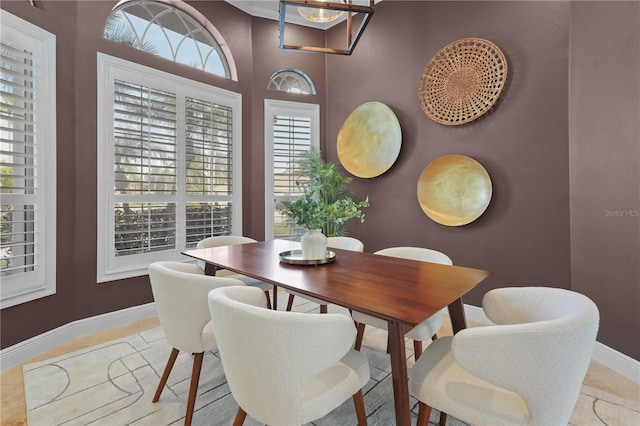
23;325;639;426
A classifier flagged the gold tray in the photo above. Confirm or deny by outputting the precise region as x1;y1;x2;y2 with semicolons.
417;155;492;226
279;250;336;266
337;101;401;178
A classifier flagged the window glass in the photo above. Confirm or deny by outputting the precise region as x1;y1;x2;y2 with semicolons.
104;0;231;79
268;69;316;95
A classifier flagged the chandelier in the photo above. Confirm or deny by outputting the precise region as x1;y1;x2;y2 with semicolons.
279;0;375;55
298;1;344;22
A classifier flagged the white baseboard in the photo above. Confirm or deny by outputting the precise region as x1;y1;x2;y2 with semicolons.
463;304;640;385
2;302;639;386
591;341;640;385
0;303;157;371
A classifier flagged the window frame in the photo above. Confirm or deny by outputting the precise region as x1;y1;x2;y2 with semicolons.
0;11;57;309
97;53;242;282
104;0;238;81
267;68;316;95
264;99;320;240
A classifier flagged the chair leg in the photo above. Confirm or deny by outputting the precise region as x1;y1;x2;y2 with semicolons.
439;411;448;426
232;407;247;426
153;347;179;402
412;333;437;362
352;389;367;426
184;352;204;426
416;402;433;426
413;340;423;361
286;293;295;311
354;322;366;351
320;304;328;314
264;290;272;310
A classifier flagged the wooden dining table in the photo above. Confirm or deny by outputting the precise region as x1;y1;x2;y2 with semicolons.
183;239;491;426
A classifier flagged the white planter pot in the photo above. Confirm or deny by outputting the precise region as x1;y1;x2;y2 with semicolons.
301;229;328;260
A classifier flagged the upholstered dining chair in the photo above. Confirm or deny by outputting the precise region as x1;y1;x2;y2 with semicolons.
196;235;273;309
148;261;245;426
351;246;453;360
285;236;365;313
409;286;600;426
208;285;370;426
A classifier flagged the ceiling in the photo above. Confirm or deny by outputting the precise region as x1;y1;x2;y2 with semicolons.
224;0;382;30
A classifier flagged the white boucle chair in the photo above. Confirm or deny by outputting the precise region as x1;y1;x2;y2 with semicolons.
285;236;365;313
351;247;453;360
409;286;600;426
196;235;273;308
148;261;245;426
208;286;371;426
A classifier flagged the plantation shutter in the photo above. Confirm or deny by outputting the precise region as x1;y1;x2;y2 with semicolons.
184;98;234;246
185;99;233;196
98;54;241;281
272;114;312;239
0;12;56;308
112;80;178;256
0;40;38;277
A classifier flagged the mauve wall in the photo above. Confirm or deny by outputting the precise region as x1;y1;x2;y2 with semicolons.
569;2;640;359
1;0;638;361
246;18;328;239
325;0;639;360
327;2;572;305
0;1;81;347
0;0;326;349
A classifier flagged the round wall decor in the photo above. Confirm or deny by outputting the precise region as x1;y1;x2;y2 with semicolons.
417;155;492;226
418;38;508;125
337;101;401;178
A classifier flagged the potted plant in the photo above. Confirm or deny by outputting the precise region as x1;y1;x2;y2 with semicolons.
279;149;369;258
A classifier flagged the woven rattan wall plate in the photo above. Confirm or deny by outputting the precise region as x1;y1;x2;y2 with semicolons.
418;38;508;125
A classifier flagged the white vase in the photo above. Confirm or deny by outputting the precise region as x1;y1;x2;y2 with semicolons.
301;229;328;260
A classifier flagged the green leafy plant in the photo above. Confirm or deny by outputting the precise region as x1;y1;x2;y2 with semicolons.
279;149;369;236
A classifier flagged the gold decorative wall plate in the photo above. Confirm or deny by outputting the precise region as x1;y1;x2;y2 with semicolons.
337;101;401;178
417;155;492;226
418;38;508;125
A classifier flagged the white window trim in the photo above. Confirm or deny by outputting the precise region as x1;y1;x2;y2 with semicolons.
264;99;319;240
267;68;317;95
97;53;242;282
0;11;57;309
106;0;234;79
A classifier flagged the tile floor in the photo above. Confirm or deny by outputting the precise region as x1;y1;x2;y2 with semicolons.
2;293;638;425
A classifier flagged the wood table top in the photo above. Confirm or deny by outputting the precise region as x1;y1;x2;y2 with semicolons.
183;239;491;328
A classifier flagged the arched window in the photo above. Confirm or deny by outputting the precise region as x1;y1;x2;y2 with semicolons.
104;0;236;80
268;69;316;95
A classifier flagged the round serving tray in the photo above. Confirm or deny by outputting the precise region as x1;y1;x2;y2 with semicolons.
279;250;336;266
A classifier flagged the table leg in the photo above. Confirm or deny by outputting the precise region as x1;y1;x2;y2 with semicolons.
448;298;467;334
204;263;217;276
387;320;411;426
